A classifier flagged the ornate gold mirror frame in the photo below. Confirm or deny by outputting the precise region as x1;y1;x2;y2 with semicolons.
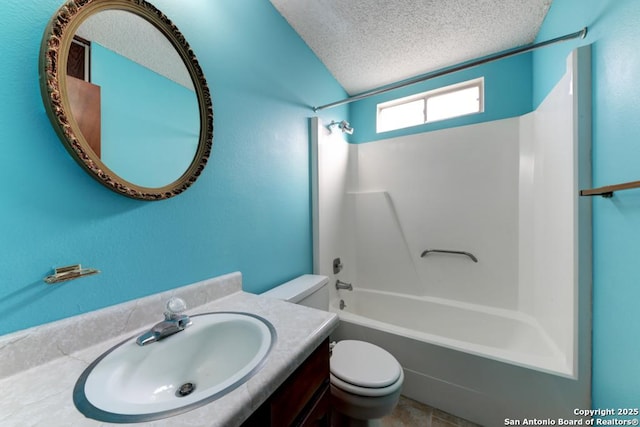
39;0;213;200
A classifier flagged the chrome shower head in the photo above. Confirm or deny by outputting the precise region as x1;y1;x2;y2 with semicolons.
328;120;354;135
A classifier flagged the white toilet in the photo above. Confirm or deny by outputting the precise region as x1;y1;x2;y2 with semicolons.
262;275;404;426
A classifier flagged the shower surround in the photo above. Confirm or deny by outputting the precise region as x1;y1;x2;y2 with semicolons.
312;48;592;426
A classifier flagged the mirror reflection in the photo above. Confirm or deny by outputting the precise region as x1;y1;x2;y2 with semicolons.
68;10;199;188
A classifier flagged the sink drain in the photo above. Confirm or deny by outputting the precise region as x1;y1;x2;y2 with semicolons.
176;382;196;397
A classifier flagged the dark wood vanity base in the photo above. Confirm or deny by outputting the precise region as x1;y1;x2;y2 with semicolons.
242;338;330;427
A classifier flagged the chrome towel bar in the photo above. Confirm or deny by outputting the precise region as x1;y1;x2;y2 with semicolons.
420;249;478;263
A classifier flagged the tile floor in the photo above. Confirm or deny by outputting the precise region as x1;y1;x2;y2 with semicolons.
381;396;482;427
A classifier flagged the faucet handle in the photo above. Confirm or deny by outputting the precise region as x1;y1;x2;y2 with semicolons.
165;297;187;318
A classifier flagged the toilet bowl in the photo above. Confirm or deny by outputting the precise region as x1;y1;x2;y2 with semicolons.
330;340;404;423
262;275;404;424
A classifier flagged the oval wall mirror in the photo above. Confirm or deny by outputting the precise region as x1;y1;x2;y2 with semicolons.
39;0;213;200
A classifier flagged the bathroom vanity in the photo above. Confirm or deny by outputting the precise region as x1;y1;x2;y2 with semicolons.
0;272;338;426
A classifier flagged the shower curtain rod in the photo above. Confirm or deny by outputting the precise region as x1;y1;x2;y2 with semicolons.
312;27;588;112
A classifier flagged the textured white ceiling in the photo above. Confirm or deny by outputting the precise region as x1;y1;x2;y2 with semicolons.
270;0;552;95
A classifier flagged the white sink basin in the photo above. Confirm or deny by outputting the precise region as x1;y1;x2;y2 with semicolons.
73;312;276;423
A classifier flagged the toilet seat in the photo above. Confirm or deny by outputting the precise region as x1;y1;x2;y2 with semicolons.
330;340;403;397
330;371;404;397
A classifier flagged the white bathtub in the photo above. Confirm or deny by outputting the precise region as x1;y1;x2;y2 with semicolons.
330;288;588;426
333;287;567;375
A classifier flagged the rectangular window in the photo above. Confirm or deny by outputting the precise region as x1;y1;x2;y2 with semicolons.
377;78;484;133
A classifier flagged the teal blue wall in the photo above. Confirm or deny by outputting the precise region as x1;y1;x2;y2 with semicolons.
348;52;533;143
533;0;640;412
0;0;346;335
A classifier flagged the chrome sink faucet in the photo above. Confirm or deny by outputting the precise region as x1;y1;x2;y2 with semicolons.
136;297;192;346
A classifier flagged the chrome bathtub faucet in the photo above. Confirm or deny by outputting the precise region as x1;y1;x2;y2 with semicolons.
335;280;353;291
136;297;192;346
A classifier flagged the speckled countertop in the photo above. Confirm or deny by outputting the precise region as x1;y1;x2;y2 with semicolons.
0;272;339;427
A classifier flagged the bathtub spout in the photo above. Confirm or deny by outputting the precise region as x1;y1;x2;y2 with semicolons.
336;280;353;291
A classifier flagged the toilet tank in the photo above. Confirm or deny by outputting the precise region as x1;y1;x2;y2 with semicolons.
261;274;329;310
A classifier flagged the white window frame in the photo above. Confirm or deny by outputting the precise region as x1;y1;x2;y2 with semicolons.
376;77;484;133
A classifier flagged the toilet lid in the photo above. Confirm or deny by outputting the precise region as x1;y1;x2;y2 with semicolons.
331;340;401;388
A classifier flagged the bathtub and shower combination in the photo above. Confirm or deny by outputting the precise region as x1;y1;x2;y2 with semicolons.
313;48;592;426
330;286;586;426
